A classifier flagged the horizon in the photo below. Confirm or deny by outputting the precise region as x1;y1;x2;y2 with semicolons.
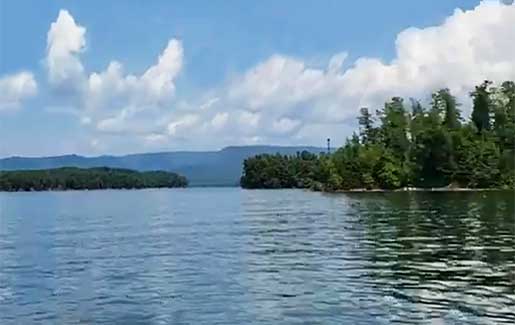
1;0;515;157
0;144;327;160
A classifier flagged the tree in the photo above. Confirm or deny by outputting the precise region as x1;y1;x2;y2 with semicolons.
380;97;409;160
0;168;188;191
500;81;515;149
471;80;492;133
358;107;376;144
240;80;514;191
410;98;424;116
502;81;515;118
374;150;403;189
436;88;461;130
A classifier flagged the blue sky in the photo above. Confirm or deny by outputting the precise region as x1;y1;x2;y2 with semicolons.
1;0;513;157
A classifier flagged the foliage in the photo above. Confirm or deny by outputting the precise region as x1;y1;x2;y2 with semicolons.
241;80;515;191
240;151;324;189
471;80;492;133
0;167;188;191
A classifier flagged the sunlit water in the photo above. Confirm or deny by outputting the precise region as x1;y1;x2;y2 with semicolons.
0;188;513;324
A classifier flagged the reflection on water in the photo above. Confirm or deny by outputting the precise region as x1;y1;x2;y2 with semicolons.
0;188;513;324
348;192;515;324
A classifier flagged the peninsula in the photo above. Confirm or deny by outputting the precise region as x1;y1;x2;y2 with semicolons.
241;81;515;191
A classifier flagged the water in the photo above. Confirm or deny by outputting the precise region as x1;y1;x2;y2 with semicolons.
0;188;513;324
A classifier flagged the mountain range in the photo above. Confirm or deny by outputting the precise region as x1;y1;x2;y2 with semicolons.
0;146;325;186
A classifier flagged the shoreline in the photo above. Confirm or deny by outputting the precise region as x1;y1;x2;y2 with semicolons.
0;186;188;193
335;187;508;193
1;186;511;193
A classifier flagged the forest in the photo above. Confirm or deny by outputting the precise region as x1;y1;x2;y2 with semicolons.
241;81;515;191
0;167;188;191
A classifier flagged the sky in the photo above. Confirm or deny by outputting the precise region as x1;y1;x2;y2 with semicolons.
1;0;514;157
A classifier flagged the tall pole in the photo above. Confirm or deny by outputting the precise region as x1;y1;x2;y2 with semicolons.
327;138;331;155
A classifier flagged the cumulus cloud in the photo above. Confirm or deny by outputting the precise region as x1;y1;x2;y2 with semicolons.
228;55;332;112
45;9;184;137
211;112;229;130
86;39;183;114
42;2;515;151
86;39;183;133
226;1;515;130
0;72;38;110
341;0;515;101
46;9;86;89
166;114;199;136
271;117;302;135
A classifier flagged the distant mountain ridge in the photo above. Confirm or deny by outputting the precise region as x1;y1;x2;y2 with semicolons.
0;146;325;186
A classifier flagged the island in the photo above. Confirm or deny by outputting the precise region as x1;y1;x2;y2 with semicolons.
241;80;515;191
0;167;188;191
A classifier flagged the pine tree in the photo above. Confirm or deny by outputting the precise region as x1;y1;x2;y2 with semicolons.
471;80;492;133
437;89;461;130
358;107;375;144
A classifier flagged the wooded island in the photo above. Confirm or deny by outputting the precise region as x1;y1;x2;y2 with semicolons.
0;167;188;191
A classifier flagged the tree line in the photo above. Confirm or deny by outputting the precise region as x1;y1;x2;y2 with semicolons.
0;167;188;191
241;80;515;191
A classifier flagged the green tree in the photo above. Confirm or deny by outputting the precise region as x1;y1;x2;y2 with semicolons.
436;88;461;130
471;80;492;133
380;97;409;160
240;80;514;191
358;107;377;144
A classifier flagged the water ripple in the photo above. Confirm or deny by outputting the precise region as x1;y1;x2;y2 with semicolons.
0;188;513;324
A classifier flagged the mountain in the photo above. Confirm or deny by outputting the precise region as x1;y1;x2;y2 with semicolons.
0;146;326;186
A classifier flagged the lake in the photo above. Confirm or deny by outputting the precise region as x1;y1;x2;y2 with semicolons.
0;188;513;324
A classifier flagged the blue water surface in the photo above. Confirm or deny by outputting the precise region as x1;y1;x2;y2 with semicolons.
0;188;513;324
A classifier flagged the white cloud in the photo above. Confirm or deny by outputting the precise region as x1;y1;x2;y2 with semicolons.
86;39;183;113
152;0;515;148
237;111;260;130
46;9;86;89
96;109;130;133
80;116;92;125
143;133;168;145
271;117;302;135
84;38;183;128
227;1;515;127
339;0;515;101
228;55;330;112
139;39;183;103
45;9;184;137
327;52;348;74
211;112;229;130
0;72;38;110
199;97;220;110
167;114;199;136
41;2;515;152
